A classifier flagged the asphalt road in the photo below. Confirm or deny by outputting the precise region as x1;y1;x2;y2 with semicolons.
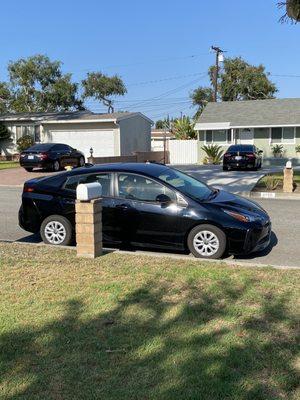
0;186;299;268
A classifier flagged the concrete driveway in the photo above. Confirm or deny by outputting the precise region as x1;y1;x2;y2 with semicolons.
0;186;299;268
175;164;288;194
0;167;57;187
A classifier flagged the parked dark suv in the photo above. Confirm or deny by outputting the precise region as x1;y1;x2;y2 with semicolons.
19;143;85;172
223;145;263;171
19;163;272;259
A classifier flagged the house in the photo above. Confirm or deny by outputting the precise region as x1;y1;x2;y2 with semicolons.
195;98;300;165
0;110;153;158
151;128;175;151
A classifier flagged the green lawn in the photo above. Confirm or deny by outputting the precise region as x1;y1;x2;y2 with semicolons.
0;243;299;400
256;171;300;189
0;161;19;170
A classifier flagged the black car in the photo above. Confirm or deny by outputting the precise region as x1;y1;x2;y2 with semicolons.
223;145;263;171
19;163;271;259
19;143;85;172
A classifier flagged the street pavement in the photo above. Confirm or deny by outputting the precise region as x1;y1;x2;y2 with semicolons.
0;186;299;268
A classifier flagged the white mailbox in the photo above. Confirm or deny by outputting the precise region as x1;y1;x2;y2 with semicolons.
286;160;292;169
76;182;102;201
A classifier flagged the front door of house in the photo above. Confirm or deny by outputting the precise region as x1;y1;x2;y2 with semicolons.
239;128;254;144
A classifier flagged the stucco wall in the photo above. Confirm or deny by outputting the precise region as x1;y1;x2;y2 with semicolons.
118;115;151;156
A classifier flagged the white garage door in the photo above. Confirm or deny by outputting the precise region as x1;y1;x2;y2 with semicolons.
48;130;115;158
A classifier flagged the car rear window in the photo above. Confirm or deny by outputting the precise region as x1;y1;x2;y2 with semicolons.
227;145;254;152
26;143;54;151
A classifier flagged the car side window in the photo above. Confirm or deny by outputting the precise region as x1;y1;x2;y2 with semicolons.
64;173;112;196
117;173;176;202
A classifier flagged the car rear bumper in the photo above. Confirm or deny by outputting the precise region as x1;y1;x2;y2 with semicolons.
224;160;256;169
20;160;52;169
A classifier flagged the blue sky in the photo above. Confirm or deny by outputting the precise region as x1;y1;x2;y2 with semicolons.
0;0;299;120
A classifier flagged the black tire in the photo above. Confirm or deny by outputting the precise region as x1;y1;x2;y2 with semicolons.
25;167;33;172
78;156;85;167
40;215;73;246
187;224;226;259
223;165;228;171
52;160;60;172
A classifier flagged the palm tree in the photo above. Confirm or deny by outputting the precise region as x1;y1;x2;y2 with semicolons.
172;117;196;140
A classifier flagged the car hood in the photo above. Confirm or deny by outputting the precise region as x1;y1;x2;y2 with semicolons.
205;189;268;216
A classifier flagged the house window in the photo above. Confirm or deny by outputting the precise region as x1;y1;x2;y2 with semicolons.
205;129;231;144
15;125;40;142
271;127;295;144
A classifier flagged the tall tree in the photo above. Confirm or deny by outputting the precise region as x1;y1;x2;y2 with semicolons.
278;1;300;23
82;72;127;113
0;82;11;113
172;116;196;140
3;55;82;112
191;57;277;116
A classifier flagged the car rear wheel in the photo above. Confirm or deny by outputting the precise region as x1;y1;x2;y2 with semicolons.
40;215;73;246
187;224;226;259
25;167;33;172
53;160;60;172
78;156;85;167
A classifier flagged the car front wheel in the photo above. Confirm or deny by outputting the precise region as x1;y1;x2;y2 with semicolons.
187;224;226;259
78;156;85;167
40;215;73;246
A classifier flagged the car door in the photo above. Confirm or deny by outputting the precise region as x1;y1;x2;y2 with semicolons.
114;172;182;249
60;172;118;243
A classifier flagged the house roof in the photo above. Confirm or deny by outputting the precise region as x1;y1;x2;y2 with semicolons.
195;98;300;130
0;110;153;124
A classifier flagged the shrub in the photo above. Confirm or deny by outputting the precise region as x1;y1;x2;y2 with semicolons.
201;144;224;165
16;135;34;152
0;123;11;141
263;175;280;191
296;145;300;153
271;144;284;157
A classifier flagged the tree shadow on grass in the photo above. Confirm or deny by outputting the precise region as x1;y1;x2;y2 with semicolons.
0;278;299;399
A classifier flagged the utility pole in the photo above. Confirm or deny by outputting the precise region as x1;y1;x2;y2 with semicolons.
211;46;224;102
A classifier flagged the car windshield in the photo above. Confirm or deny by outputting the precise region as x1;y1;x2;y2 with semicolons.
155;168;213;201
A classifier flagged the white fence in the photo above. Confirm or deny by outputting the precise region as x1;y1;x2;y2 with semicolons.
168;140;198;164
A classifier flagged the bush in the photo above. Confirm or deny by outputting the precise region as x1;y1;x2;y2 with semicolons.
0;123;11;141
263;175;280;191
296;145;300;154
16;135;34;152
201;144;224;165
271;144;284;157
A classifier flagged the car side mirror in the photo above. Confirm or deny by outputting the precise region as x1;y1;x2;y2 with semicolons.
258;150;263;154
156;194;172;204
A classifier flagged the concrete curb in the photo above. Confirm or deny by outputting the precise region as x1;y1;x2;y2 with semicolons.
1;239;299;270
235;190;300;200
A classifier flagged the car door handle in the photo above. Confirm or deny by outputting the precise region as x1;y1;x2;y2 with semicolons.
116;203;131;210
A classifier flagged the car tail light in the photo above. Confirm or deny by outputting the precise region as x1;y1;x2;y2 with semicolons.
224;153;231;158
246;153;255;158
39;152;48;160
23;185;35;193
20;153;26;158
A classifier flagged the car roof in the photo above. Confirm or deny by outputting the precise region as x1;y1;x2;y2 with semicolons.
68;162;170;176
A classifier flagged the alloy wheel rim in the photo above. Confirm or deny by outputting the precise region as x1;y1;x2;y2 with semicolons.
193;230;220;256
44;221;66;244
54;161;59;171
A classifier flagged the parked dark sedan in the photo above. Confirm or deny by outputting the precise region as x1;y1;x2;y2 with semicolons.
223;144;263;171
19;143;85;172
19;163;271;259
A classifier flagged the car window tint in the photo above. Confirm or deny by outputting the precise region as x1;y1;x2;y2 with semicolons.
117;173;176;202
64;173;111;196
227;145;254;152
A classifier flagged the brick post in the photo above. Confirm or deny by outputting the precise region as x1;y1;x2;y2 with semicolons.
283;167;294;193
75;199;102;258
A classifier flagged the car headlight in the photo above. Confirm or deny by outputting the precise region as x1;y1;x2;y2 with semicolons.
222;209;250;223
